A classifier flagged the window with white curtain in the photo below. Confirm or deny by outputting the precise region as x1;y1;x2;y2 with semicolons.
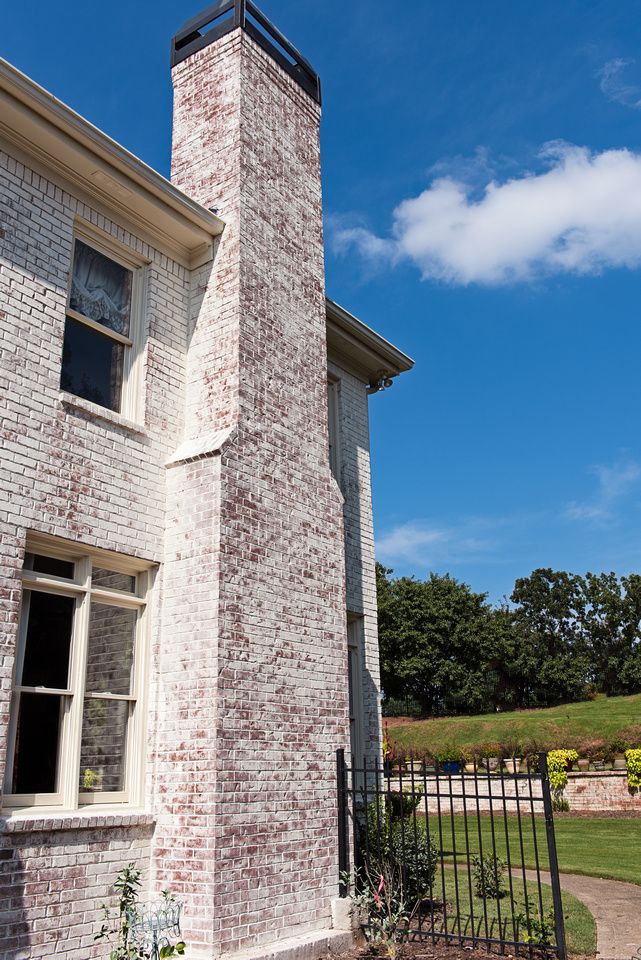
3;535;153;811
60;228;145;418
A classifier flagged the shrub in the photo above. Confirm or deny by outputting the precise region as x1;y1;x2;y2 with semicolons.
471;854;506;900
345;860;413;958
620;724;641;749
498;732;523;760
582;737;607;762
434;744;463;764
547;750;578;793
390;821;438;902
609;736;629;755
382;697;422;718
625;749;641;790
362;796;438;905
516;900;556;948
522;738;544;772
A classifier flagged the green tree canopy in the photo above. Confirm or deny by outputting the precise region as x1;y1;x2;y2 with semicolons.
377;563;641;715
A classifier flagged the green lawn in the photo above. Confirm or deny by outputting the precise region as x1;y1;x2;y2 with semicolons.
386;692;641;756
434;870;596;956
431;814;641;886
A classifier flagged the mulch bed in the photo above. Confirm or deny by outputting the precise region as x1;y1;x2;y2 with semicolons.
334;944;592;960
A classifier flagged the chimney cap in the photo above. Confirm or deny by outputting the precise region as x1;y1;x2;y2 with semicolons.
171;0;321;105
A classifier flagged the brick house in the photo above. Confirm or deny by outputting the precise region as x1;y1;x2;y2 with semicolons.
0;3;412;958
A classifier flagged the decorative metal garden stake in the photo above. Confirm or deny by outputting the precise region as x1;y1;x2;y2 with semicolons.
128;899;183;960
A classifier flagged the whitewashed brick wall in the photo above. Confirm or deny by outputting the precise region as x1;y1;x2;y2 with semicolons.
0;148;189;959
329;361;383;765
163;30;349;955
0;21;383;959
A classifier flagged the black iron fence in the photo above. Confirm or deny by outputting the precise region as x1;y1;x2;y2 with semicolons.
337;751;567;960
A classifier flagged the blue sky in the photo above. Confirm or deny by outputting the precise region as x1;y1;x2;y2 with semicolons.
5;1;641;602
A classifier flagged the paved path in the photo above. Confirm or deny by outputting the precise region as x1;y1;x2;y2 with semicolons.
530;871;641;960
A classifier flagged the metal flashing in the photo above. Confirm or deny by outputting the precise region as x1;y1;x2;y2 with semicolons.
171;0;322;105
325;298;414;386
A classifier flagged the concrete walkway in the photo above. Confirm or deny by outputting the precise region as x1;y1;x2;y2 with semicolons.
533;871;641;960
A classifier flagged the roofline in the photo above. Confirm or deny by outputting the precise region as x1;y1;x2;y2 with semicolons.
325;297;414;385
0;58;224;267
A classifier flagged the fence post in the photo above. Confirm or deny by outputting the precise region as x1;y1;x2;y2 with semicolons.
539;752;567;960
336;748;349;897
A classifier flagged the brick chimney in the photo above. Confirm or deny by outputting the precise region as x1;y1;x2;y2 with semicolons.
155;3;348;955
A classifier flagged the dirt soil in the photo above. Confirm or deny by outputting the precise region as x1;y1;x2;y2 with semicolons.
333;943;592;960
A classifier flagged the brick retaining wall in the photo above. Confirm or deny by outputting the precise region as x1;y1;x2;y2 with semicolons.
403;771;639;814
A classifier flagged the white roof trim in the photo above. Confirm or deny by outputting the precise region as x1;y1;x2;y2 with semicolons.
326;297;414;383
0;58;224;268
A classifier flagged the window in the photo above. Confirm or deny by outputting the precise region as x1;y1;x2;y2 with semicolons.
347;617;365;765
60;229;145;418
3;536;152;811
327;377;340;480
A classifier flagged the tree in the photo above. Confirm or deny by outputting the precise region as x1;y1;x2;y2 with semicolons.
376;564;504;715
509;568;590;705
377;563;641;718
582;571;641;695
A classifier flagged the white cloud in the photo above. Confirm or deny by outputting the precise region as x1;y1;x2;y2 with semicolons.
332;141;641;285
564;458;641;524
376;520;496;568
599;58;641;109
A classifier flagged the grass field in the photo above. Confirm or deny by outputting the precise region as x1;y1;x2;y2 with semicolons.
430;813;641;885
435;870;596;956
386;692;641;755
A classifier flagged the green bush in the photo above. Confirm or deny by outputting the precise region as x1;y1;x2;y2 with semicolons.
547;750;578;792
625;748;641;789
471;854;506;900
390;821;438;902
382;697;422;718
361;796;438;904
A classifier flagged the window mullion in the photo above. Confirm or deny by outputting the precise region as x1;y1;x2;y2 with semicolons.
3;590;32;795
62;556;92;809
129;568;149;806
121;266;145;421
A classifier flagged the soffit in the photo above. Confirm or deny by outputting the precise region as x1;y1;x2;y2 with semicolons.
0;59;224;268
325;298;414;384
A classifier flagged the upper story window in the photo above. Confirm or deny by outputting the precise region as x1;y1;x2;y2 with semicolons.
60;229;145;419
3;535;152;812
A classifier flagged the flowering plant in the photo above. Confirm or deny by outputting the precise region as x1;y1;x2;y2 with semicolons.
625;749;641;790
343;860;417;958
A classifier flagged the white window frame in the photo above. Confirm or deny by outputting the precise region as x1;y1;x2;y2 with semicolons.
327;376;341;481
347;615;365;767
62;223;147;421
3;533;153;813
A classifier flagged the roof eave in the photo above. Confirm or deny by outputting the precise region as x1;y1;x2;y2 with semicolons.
0;58;224;268
325;297;414;386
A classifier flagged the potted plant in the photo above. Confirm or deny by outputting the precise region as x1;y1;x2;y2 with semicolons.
609;736;628;771
500;738;523;775
462;748;478;774
480;742;500;772
577;755;590;772
436;745;462;774
586;738;608;771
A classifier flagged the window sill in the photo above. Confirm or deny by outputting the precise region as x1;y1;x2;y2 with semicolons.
59;391;148;438
0;809;155;834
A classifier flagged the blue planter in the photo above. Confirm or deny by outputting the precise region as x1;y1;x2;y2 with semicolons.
441;760;461;774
